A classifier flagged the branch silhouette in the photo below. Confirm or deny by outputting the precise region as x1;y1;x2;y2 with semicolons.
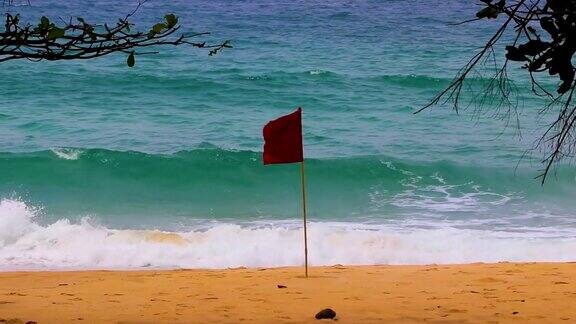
0;1;231;66
417;0;576;184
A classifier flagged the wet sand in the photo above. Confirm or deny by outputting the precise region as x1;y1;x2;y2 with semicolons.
0;262;575;323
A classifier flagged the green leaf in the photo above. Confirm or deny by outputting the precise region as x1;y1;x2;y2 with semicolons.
40;16;50;28
476;6;499;19
36;16;51;33
152;23;167;33
165;14;178;28
77;17;85;24
127;52;135;67
47;27;65;40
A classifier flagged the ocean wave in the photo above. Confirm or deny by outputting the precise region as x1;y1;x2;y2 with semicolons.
0;147;573;221
1;198;576;270
57;69;540;95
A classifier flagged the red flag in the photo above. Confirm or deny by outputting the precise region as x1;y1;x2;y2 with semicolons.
263;107;304;165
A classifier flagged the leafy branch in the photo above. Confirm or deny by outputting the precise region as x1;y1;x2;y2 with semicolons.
0;1;231;66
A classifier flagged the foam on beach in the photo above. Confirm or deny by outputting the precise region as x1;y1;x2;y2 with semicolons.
1;198;576;270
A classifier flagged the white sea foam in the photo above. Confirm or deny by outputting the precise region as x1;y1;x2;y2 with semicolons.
390;184;512;212
309;69;329;75
380;160;515;213
51;148;83;160
1;198;576;270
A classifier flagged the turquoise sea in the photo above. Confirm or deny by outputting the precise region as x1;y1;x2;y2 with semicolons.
1;0;576;269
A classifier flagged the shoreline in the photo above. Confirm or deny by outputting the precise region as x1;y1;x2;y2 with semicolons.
0;262;575;323
0;260;571;273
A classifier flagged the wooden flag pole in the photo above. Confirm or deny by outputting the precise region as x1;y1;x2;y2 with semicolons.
300;160;309;277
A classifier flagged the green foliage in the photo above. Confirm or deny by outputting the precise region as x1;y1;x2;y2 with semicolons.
152;23;167;33
34;16;50;33
39;16;49;28
0;9;229;67
31;16;67;40
148;23;165;38
476;0;505;19
165;14;178;28
148;14;178;37
47;27;65;40
127;52;136;67
476;6;499;19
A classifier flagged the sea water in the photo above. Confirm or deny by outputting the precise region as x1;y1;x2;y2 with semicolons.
1;0;575;270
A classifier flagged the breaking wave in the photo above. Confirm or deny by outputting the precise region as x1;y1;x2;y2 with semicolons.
1;198;576;270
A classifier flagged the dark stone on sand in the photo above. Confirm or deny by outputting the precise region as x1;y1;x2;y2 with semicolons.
277;285;287;289
512;311;519;315
25;321;37;324
315;308;336;320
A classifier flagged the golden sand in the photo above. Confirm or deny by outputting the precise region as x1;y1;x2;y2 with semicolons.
0;262;575;323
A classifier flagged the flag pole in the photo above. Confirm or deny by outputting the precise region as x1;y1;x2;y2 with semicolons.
300;160;309;277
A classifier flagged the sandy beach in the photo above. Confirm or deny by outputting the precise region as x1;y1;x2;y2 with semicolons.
0;262;574;323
